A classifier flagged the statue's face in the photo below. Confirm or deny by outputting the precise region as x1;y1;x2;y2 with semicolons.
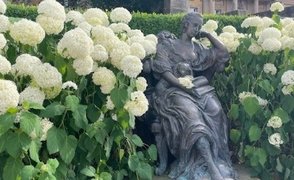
185;16;203;37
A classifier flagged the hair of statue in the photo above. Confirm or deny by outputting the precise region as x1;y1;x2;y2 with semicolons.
180;12;203;33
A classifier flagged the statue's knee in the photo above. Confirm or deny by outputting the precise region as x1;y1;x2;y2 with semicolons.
196;136;210;150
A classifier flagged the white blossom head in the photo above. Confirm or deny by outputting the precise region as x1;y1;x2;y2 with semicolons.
268;133;284;148
130;42;146;60
241;16;263;28
0;15;10;33
19;86;45;105
38;0;66;21
106;96;115;110
201;20;218;32
40;118;53;141
10;19;45;46
120;55;143;78
14;54;42;76
110;7;132;24
57;28;94;59
270;2;284;12
263;63;277;75
0;80;19;114
124;91;149;116
0;55;11;75
32;63;62;89
66;10;85;26
261;38;281;52
83;8;109;26
135;77;147;92
0;33;6;50
36;15;64;35
267;116;282;129
92;67;116;94
72;56;94;76
222;25;237;33
281;70;294;85
91;44;109;62
0;0;6;14
62;81;78;90
248;42;262;55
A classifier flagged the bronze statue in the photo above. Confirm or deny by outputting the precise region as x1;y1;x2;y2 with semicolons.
143;12;237;180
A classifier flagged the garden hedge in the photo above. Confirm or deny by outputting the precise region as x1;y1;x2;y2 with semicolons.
6;3;247;36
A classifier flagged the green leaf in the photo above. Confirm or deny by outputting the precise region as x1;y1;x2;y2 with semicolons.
110;87;129;109
248;124;261;142
255;148;267;167
46;127;66;154
147;144;157;161
228;104;239;120
72;105;88;129
0;133;7;153
47;159;59;173
100;172;112;180
23;101;45;110
60;135;77;164
230;129;241;144
281;96;294;113
115;170;127;180
128;154;140;172
20;111;41;136
3;157;24;180
276;158;283;173
80;166;96;177
274;108;290;123
65;95;80;111
241;97;260;117
129;113;135;129
0;113;15;137
41;102;66;118
136;162;153;180
104;137;113;159
131;134;144;147
29;140;41;162
258;80;274;95
20;165;38;180
6;131;31;158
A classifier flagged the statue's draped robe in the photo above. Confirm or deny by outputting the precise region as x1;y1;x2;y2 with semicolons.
152;38;234;179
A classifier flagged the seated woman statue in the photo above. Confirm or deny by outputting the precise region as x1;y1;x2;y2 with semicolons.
145;12;237;180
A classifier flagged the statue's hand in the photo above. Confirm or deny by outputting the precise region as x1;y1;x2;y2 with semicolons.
184;88;200;98
196;31;210;39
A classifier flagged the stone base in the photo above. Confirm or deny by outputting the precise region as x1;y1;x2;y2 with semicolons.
154;164;260;180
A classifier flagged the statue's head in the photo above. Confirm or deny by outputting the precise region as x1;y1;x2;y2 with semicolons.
181;12;203;37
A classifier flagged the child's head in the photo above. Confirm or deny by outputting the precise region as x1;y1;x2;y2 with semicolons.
174;63;193;77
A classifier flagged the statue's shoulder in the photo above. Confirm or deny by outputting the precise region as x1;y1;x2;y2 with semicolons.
157;31;177;49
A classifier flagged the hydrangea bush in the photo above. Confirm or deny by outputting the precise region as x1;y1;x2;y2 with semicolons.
0;0;157;179
205;2;294;179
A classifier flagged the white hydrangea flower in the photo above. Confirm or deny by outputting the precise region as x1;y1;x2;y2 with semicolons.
78;22;92;37
124;91;148;116
140;40;156;55
110;41;131;69
0;55;11;74
261;17;276;28
42;85;62;99
267;116;282;128
0;33;6;49
135;77;147;92
40;118;53;141
66;10;85;26
111;113;118;121
0;15;10;33
281;18;294;27
0;80;19;114
218;32;240;52
109;23;131;34
32;63;62;89
14;54;42;76
92;67;116;94
110;7;132;24
241;16;263;28
280;36;294;50
91;44;108;62
127;29;144;38
19;86;45;105
62;81;78;90
282;85;293;95
261;38;281;52
268;133;283;148
72;56;94;76
178;76;194;89
263;63;277;75
38;0;66;21
238;91;268;107
10;19;45;46
281;70;294;85
91;25;120;51
145;34;158;44
258;27;281;44
130;42;146;60
36;15;64;35
0;0;6;14
248;42;262;55
222;25;237;33
283;22;294;38
57;28;94;59
106;96;115;110
270;2;284;12
128;35;145;45
83;8;109;26
120;55;142;78
201;20;218;32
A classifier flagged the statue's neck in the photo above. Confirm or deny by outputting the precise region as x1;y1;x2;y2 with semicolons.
180;34;193;43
